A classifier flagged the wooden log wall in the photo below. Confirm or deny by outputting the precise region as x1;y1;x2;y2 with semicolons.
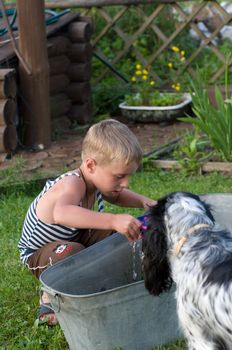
0;16;93;154
47;15;93;133
48;35;71;132
0;69;17;154
67;16;93;124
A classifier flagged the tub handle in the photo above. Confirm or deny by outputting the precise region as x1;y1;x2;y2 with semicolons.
40;286;61;313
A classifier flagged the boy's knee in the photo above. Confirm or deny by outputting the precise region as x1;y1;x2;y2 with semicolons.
52;242;85;259
26;242;85;279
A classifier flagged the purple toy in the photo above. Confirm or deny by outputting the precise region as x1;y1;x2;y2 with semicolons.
137;214;149;237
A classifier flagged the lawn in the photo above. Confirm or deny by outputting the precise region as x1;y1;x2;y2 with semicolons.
1;168;232;349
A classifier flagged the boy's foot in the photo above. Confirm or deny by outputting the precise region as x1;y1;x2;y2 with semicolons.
38;291;58;326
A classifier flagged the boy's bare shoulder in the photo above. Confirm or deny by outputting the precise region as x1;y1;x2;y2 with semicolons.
46;172;84;198
58;172;84;189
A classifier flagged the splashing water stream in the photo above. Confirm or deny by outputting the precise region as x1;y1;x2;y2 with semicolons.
130;240;143;281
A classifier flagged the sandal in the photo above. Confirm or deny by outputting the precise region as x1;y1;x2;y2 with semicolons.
37;291;58;326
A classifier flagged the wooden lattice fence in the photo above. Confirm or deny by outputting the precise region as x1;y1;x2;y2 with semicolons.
46;0;232;87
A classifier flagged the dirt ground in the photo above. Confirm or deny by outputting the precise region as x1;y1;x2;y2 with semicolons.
0;117;193;179
122;118;192;154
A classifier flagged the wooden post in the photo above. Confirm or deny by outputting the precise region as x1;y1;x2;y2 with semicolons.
16;0;51;149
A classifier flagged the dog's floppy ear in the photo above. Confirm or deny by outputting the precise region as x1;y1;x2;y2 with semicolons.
142;204;172;296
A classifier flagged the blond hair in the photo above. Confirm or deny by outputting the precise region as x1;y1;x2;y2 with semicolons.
81;119;143;165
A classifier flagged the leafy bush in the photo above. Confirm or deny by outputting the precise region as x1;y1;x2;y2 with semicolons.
92;78;130;116
182;60;232;161
125;90;183;107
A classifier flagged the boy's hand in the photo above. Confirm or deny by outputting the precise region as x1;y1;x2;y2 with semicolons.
112;214;141;241
142;198;157;210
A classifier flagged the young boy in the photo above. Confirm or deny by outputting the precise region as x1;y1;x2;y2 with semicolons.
18;119;156;325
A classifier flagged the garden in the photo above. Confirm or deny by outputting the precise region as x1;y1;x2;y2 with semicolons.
2;170;232;349
1;0;232;349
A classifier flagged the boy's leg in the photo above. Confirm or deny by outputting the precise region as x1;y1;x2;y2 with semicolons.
27;240;85;279
76;229;114;247
27;240;85;326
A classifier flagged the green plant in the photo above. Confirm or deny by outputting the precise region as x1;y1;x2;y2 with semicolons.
182;57;232;161
0;156;27;185
125;89;183;107
173;131;212;174
142;155;157;171
124;46;187;106
92;78;130;115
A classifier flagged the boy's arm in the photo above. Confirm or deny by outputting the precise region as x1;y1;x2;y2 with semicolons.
104;189;156;210
52;178;142;240
54;203;141;241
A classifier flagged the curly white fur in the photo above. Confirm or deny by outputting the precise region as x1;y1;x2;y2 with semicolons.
142;192;232;350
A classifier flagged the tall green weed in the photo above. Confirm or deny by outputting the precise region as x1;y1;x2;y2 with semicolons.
182;58;232;161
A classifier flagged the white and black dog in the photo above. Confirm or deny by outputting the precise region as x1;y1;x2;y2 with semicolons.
142;191;232;350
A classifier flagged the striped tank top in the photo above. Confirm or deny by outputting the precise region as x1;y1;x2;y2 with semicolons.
18;171;104;264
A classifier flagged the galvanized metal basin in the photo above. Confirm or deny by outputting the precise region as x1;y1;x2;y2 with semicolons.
40;193;232;350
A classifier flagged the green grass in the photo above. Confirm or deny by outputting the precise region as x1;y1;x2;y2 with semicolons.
1;169;232;349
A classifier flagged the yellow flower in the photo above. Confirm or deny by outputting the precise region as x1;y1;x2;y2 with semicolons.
172;46;179;52
135;70;142;75
168;62;173;69
181;50;185;56
142;75;148;80
136;64;141;70
180;57;185;62
142;69;148;75
131;76;136;82
150;80;155;86
171;82;181;91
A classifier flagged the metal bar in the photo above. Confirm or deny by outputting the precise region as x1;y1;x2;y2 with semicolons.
93;51;129;83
